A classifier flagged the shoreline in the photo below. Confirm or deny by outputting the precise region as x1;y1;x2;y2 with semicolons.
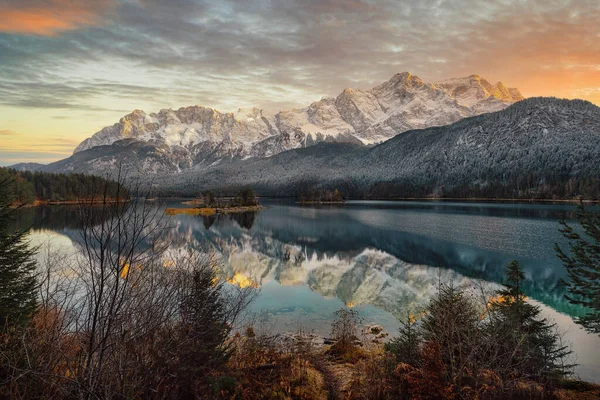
10;198;129;208
214;205;264;213
268;196;598;205
297;201;345;205
165;205;264;216
16;196;598;209
355;197;599;204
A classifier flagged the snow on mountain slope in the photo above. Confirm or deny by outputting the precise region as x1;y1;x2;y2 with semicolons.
435;74;524;107
148;98;600;195
57;72;523;175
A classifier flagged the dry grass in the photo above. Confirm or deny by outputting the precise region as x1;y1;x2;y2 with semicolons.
165;207;216;216
8;314;595;400
325;340;368;364
554;381;600;400
225;334;329;399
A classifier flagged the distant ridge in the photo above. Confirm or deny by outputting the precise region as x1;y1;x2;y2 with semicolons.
7;162;45;172
44;72;523;176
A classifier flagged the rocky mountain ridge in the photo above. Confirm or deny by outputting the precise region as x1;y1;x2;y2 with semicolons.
147;97;599;197
62;72;523;175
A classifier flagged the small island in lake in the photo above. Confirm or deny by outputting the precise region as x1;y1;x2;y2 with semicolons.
298;188;345;204
166;188;263;216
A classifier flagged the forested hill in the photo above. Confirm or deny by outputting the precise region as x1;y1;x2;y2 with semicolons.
154;97;600;200
0;168;125;205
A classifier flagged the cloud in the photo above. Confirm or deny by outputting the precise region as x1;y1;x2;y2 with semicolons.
1;0;598;165
0;0;113;36
0;129;16;136
0;151;70;165
0;0;598;119
0;137;80;155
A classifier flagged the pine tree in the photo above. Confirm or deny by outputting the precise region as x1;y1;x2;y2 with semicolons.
489;261;573;383
0;172;37;328
421;284;480;384
555;204;600;334
176;262;231;397
238;188;257;206
332;189;344;202
385;311;422;366
204;191;216;207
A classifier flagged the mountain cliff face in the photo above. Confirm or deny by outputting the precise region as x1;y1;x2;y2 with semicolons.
435;75;524;107
149;98;600;196
53;72;523;175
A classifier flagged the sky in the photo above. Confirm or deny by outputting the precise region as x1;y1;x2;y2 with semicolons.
0;0;599;165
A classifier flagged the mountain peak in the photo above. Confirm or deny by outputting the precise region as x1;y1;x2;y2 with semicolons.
70;73;525;169
118;109;146;122
389;71;419;84
372;72;427;94
435;74;523;107
394;71;412;78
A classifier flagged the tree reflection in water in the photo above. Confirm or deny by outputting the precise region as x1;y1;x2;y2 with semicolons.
202;211;256;230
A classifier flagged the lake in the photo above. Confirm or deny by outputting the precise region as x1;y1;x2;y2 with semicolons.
16;199;600;383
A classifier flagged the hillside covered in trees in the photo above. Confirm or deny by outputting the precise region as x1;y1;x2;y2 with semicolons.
0;167;125;205
153;98;600;200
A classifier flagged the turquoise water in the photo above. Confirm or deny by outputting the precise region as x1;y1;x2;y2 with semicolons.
17;199;600;382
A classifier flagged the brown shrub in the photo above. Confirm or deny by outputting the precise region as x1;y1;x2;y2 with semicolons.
225;333;328;400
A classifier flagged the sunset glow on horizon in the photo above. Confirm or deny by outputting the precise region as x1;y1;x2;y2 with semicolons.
0;0;599;165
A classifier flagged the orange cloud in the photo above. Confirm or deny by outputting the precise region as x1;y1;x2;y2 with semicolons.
443;8;600;105
0;1;112;36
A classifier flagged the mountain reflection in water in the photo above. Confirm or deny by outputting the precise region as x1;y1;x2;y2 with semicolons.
18;199;600;382
18;199;583;317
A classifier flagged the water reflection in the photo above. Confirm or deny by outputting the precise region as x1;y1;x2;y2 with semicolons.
18;199;600;382
16;200;582;317
202;211;257;230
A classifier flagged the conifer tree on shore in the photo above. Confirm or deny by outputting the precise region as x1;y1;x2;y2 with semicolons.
488;261;573;382
0;172;37;328
556;205;600;335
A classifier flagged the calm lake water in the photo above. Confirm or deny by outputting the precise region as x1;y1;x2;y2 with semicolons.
16;199;600;383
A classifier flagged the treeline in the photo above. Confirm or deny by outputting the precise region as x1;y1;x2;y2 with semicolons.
281;174;600;201
358;174;600;200
230;188;259;207
156;174;600;201
0;167;126;204
191;188;259;208
298;187;344;203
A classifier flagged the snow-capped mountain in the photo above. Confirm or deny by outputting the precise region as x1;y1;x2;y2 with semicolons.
435;74;524;108
148;97;600;196
59;72;523;175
